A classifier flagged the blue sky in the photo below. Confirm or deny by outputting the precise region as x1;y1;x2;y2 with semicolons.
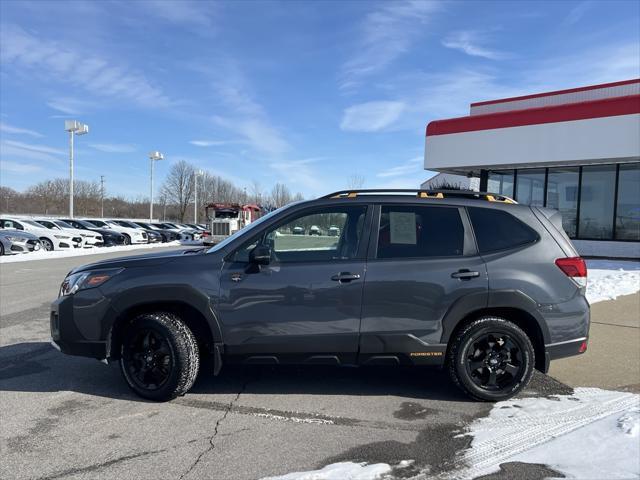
1;0;639;198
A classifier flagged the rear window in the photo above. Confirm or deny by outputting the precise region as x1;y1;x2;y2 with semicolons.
468;207;538;253
377;205;464;259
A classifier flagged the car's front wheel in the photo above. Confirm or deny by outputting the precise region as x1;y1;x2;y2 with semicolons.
448;317;534;402
40;238;54;251
120;312;200;401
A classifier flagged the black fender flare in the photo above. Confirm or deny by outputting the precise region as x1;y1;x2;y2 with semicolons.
103;285;223;357
439;289;551;345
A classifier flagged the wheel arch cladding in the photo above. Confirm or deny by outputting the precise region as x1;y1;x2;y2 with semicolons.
107;298;220;359
443;306;547;373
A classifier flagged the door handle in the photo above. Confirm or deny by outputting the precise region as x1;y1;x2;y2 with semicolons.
331;272;361;283
451;269;480;280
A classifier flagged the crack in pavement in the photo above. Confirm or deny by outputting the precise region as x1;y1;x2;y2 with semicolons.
179;378;252;480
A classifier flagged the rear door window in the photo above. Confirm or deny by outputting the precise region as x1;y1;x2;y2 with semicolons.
376;206;464;259
468;207;538;253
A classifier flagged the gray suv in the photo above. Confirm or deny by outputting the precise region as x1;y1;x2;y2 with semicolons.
50;190;590;402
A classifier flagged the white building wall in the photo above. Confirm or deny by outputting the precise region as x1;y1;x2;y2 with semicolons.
425;113;640;173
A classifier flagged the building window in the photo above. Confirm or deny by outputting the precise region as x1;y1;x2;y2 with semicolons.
487;170;514;197
578;165;616;240
615;163;640;241
546;167;579;238
515;168;545;206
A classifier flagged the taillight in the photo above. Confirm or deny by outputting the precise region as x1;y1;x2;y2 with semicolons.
555;257;587;287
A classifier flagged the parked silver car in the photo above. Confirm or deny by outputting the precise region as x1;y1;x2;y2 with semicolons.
0;229;42;255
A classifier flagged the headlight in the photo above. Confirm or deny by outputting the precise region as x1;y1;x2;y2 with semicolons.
59;268;123;297
6;236;26;242
54;234;69;239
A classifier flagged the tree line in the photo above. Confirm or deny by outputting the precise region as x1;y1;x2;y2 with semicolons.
1;160;304;222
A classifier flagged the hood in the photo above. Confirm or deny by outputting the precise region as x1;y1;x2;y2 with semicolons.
70;247;203;274
0;229;39;240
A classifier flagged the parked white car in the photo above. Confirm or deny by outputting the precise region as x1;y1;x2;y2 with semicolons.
83;219;147;245
35;219;103;247
0;217;77;251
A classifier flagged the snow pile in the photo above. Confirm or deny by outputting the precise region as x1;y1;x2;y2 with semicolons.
0;241;183;263
586;260;640;304
262;461;392;480
447;388;640;480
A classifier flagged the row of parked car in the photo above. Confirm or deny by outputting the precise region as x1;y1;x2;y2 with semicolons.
0;216;211;256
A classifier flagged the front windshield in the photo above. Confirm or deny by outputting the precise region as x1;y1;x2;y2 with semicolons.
207;203;297;254
23;219;46;228
75;220;96;229
54;220;73;229
88;220;108;227
36;220;56;229
136;222;150;229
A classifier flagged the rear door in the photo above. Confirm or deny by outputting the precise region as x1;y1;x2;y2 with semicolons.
359;204;488;363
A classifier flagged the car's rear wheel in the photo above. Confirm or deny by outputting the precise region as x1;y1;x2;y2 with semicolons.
448;317;534;402
40;238;54;251
120;312;199;401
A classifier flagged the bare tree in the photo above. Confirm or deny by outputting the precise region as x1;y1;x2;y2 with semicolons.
270;183;292;208
160;160;195;222
346;173;365;189
249;180;263;204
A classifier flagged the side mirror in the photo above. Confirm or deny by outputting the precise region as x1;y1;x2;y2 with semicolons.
249;245;271;265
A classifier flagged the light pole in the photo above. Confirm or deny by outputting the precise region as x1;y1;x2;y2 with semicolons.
149;151;164;221
100;175;105;218
194;170;203;224
64;120;89;218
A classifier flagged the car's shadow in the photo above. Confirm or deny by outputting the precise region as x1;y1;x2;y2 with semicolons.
0;341;476;403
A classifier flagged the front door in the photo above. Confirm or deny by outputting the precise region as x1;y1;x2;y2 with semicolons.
218;205;370;364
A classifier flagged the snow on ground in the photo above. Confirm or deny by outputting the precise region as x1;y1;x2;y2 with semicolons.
0;241;187;263
262;462;394;480
263;389;639;480
446;387;640;480
586;259;640;304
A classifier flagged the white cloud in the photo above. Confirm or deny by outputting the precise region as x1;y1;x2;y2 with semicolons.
189;140;230;147
563;1;596;26
1;25;172;108
191;62;290;156
0;140;65;165
340;0;442;90
88;143;137;153
269;158;325;194
376;156;422;178
442;31;509;60
46;98;95;116
0;160;42;174
0;122;43;138
134;0;216;29
340;101;405;132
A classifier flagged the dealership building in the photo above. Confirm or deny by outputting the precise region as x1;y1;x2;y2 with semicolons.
424;79;640;258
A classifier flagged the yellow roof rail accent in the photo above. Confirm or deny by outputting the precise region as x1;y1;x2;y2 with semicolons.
418;192;444;199
486;194;516;204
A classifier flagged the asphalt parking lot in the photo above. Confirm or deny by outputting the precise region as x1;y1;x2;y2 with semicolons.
0;248;581;480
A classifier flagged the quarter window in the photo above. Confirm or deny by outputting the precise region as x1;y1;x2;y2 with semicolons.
376;206;464;259
468;207;538;253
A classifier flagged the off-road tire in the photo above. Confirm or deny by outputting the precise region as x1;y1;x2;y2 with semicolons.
448;316;535;402
120;312;199;401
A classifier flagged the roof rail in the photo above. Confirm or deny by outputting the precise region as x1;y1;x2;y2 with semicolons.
321;189;517;204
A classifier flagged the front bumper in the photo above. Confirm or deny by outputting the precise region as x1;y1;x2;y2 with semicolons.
50;291;111;359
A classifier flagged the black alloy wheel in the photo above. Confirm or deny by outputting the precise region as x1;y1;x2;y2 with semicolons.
123;328;174;391
120;312;199;401
448;317;534;401
464;332;524;391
